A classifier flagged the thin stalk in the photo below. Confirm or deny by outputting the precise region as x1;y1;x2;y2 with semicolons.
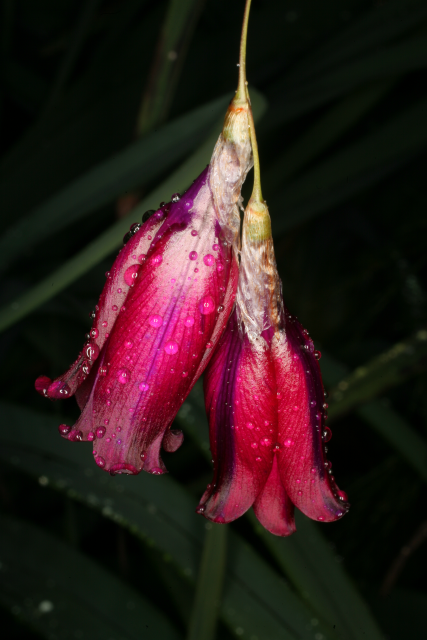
247;103;264;203
235;0;252;102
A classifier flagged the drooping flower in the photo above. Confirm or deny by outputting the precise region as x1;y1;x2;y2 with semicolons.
35;65;254;475
198;105;349;535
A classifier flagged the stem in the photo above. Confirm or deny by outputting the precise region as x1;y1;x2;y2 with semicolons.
247;104;264;203
236;0;252;102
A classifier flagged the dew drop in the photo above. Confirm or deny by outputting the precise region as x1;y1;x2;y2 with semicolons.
246;422;254;429
206;341;213;349
212;244;219;251
323;426;332;442
164;341;179;355
199;296;215;315
196;505;205;514
191;229;198;236
99;366;108;377
152;254;162;266
261;438;271;446
251;442;258;449
171;193;181;202
117;368;130;384
124;339;133;349
112;304;118;311
87;431;95;441
149;314;163;328
203;254;215;266
138;254;146;264
311;467;317;474
124;264;140;286
58;424;71;436
189;251;198;260
314;350;322;360
96;426;106;438
216;263;224;273
284;438;294;447
184;316;195;327
338;489;348;502
90;328;99;339
150;467;163;475
95;456;106;468
139;382;149;391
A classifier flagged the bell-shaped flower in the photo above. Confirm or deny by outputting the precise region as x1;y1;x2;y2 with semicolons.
35;90;253;476
198;109;349;534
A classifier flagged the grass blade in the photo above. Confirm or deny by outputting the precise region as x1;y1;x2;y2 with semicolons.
0;89;266;332
0;515;180;640
187;524;227;640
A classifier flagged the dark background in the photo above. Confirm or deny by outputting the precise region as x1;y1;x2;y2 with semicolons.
1;1;427;639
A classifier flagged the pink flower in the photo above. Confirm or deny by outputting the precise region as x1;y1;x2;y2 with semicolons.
198;196;349;535
35;101;252;476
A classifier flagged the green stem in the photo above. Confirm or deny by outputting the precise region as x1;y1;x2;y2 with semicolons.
247;103;264;203
235;0;252;102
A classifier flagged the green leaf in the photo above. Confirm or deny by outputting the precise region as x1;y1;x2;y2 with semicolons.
137;0;206;135
249;511;385;640
321;351;427;484
0;93;230;274
270;96;427;235
0;515;180;640
186;524;227;640
0;399;335;640
0;89;267;333
328;330;427;419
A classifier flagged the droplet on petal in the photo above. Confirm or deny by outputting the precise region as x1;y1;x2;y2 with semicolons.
149;314;163;328
152;254;163;266
184;316;195;327
323;426;332;442
199;296;215;315
124;339;133;349
203;254;215;266
35;375;52;397
139;382;149;391
246;422;254;429
284;438;294;447
117;368;130;384
96;426;106;438
87;431;96;441
124;264;140;286
212;244;219;251
184;198;193;209
164;341;179;355
138;254;146;264
90;328;99;339
58;424;71;436
191;229;198;236
95;456;106;468
189;251;198;260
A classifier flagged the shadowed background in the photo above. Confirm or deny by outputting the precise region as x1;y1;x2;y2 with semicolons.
0;1;426;639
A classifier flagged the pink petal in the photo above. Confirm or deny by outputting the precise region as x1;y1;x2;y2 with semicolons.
35;212;164;400
253;455;296;537
198;311;277;523
273;312;349;522
72;169;238;473
162;428;184;453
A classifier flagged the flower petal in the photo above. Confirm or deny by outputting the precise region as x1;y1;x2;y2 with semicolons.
273;312;349;522
72;169;239;473
199;312;277;523
35;212;165;400
162;428;184;453
253;455;296;537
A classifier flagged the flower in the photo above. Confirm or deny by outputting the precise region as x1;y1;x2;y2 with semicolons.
35;97;252;476
198;108;349;535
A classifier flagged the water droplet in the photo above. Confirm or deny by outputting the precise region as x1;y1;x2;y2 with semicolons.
112;304;118;311
150;467;163;475
184;316;195;327
194;267;199;273
314;350;322;360
203;254;215;266
105;271;110;278
199;296;215;315
206;341;213;349
95;456;106;468
124;264;140;286
311;467;317;474
284;438;294;447
96;426;106;438
246;422;254;429
99;366;108;376
139;382;149;391
182;371;188;377
58;424;71;436
68;429;83;442
277;391;282;399
164;341;179;355
189;251;198;260
251;442;258;449
196;505;205;514
152;254;162;266
212;244;219;251
324;460;332;470
293;405;299;411
323;426;332;442
216;263;224;272
149;314;163;328
138;254;146;264
338;489;348;502
261;438;271;446
124;339;133;349
142;209;155;222
171;193;181;202
317;516;325;521
117;368;130;384
90;328;99;339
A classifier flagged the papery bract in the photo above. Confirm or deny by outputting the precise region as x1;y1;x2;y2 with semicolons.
35;101;252;476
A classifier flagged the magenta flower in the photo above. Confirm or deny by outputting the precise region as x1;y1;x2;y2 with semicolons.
35;100;252;476
198;114;349;534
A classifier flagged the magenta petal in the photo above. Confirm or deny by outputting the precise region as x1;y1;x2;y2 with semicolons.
162;429;184;452
253;455;296;537
37;215;164;401
273;312;349;522
199;311;277;523
69;169;238;474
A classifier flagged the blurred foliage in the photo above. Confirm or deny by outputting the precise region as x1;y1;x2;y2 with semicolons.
1;1;427;639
